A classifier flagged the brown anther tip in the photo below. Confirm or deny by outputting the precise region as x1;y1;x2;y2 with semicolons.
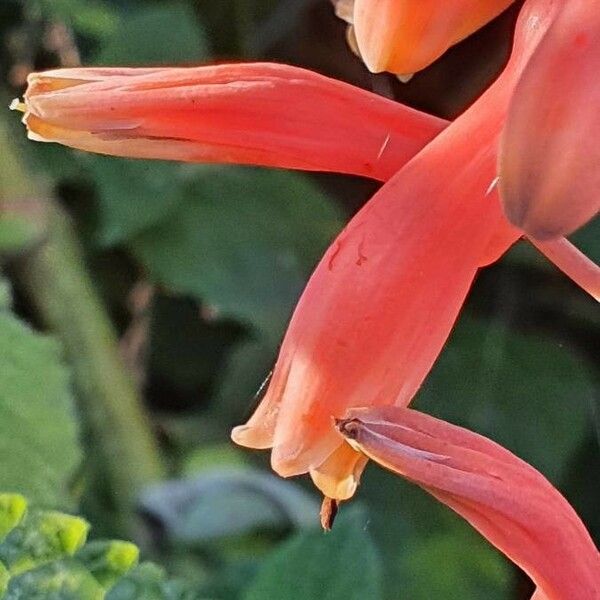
335;417;361;440
320;496;339;531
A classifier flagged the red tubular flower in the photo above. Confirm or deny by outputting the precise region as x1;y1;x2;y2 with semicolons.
233;144;507;499
499;0;600;240
14;0;599;503
233;0;566;501
338;0;515;76
13;63;446;182
337;406;600;599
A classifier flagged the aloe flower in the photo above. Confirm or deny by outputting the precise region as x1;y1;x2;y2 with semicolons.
14;0;599;505
333;0;515;76
337;406;600;599
233;0;598;503
332;0;600;237
12;64;445;181
500;0;600;240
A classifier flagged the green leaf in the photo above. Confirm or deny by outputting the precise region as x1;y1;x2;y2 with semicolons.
0;280;11;312
106;562;202;600
182;444;248;477
243;507;383;600
132;167;343;342
0;495;27;542
4;560;104;600
0;510;89;574
400;528;510;599
36;0;118;38
76;541;140;589
0;309;81;507
88;157;188;246
0;561;7;596
139;468;318;543
0;493;195;599
94;3;210;66
0;216;38;257
416;316;594;482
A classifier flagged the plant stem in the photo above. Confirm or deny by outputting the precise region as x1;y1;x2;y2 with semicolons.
1;117;164;536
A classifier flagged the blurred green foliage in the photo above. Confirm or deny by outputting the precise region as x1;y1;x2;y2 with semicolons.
418;317;594;483
0;492;203;599
93;3;208;65
0;0;598;599
34;0;118;39
131;166;343;342
243;508;382;600
0;281;81;508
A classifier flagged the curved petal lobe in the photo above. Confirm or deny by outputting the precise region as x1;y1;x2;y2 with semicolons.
353;0;515;75
339;406;600;599
500;0;600;240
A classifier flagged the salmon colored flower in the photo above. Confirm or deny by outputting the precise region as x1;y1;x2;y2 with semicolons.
499;0;600;240
337;406;600;599
233;0;597;504
14;0;599;506
330;0;600;238
12;63;446;182
333;0;515;76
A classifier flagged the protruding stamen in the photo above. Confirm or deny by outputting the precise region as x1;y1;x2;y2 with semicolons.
9;98;26;113
320;496;339;531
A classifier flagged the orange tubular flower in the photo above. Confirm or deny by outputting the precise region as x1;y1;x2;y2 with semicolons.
499;0;600;240
13;63;446;182
337;406;600;599
341;0;515;76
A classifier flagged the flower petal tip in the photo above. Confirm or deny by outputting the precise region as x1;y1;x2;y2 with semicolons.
230;423;272;450
229;424;247;445
499;188;568;241
397;73;414;84
309;464;360;501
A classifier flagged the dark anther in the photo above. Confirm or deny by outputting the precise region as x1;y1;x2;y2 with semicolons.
320;496;339;531
335;417;361;440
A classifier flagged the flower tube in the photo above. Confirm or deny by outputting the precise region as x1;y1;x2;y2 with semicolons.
232;0;561;501
500;0;600;240
14;63;446;182
338;406;600;600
